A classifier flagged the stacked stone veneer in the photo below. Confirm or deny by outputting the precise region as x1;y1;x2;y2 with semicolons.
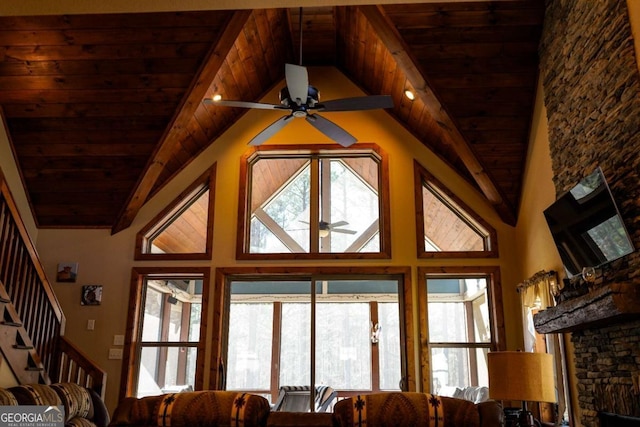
539;0;640;425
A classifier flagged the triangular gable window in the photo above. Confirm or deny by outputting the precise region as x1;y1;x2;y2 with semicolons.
414;161;497;258
135;165;216;260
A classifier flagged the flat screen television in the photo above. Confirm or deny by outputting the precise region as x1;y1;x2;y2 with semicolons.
543;167;635;278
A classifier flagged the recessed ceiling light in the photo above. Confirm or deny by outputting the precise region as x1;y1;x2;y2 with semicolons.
212;94;222;102
404;90;415;101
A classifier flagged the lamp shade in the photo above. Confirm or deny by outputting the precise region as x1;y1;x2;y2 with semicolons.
488;351;556;403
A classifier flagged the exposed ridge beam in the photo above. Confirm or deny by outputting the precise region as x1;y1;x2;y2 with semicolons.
111;10;252;235
359;5;516;226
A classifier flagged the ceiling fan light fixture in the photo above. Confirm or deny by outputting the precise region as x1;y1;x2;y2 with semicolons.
319;229;330;238
404;89;415;101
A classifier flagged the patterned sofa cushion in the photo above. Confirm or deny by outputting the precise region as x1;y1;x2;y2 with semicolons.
110;390;271;427
2;384;109;427
333;392;480;427
0;388;18;406
50;383;93;421
9;384;62;406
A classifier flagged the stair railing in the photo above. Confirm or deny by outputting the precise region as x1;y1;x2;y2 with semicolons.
0;171;106;398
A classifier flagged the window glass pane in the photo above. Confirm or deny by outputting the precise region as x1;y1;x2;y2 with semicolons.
189;304;201;341
422;184;488;252
168;300;183;342
428;302;467;343
137;346;197;398
225;277;403;398
138;347;160;397
378;302;401;390
227;303;274;390
280;303;311;386
250;162;310;253
149;189;209;254
249;218;293;253
142;287;163;341
431;347;489;395
320;159;379;253
427;278;490;343
315;303;371;390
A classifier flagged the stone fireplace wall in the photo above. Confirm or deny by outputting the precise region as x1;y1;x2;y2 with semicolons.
539;0;640;426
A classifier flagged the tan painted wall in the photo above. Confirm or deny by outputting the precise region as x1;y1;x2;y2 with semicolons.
28;67;522;412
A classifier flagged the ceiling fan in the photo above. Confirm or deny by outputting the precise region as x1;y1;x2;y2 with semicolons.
203;9;393;147
298;220;357;238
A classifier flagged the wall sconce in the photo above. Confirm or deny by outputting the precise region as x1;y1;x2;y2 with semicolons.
371;322;381;344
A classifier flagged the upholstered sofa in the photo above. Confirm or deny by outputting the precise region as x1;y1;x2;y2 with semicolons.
109;391;271;427
0;383;110;427
109;391;504;427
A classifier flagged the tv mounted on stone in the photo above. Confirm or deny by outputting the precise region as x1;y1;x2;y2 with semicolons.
543;167;635;278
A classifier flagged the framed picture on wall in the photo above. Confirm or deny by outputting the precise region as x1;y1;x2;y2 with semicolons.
56;262;78;283
81;285;102;306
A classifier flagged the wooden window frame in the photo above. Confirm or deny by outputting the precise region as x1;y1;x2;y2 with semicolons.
119;267;210;401
417;266;506;393
413;161;498;258
236;144;391;260
210;266;416;394
135;165;216;260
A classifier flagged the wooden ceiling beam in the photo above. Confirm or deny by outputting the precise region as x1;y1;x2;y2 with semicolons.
359;5;516;226
111;10;252;234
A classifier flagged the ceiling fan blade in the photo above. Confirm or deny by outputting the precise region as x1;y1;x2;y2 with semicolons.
318;95;394;112
204;99;285;110
332;228;357;235
285;63;309;106
328;220;349;228
305;114;357;147
248;115;295;146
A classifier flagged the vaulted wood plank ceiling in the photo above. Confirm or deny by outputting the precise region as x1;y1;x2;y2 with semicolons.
0;1;544;232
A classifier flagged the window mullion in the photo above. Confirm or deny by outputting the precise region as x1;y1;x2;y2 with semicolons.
370;301;380;392
464;301;479;385
310;279;317;412
320;158;331;252
157;295;171;388
271;302;282;402
176;302;190;385
310;159;320;253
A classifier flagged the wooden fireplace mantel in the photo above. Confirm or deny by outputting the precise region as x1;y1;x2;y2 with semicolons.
533;282;640;334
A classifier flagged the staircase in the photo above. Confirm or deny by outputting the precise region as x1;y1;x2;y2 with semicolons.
0;170;105;397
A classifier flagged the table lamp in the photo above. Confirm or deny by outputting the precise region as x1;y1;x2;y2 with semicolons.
488;351;556;427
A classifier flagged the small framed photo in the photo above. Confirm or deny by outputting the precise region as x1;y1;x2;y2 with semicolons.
56;262;78;283
81;285;102;306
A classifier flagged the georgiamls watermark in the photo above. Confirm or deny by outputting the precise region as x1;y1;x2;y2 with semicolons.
0;406;64;427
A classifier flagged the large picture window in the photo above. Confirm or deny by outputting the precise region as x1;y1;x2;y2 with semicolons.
237;145;390;259
212;267;414;410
